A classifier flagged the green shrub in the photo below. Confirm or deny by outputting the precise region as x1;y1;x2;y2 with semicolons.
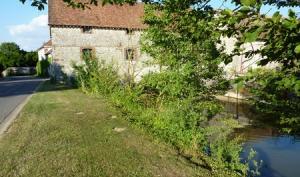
73;57;257;176
36;59;50;77
73;56;120;95
236;68;300;134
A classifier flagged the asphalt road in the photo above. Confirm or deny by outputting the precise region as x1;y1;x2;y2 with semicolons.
0;76;45;124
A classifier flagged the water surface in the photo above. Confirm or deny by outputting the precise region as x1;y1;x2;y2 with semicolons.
221;98;300;177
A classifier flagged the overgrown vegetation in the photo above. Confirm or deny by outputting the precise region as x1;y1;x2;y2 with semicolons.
0;42;38;74
219;2;300;133
73;57;257;176
236;68;300;134
36;59;50;77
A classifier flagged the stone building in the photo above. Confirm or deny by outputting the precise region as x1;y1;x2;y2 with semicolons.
48;0;154;80
48;0;271;82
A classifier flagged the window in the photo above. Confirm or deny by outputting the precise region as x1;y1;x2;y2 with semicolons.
126;29;133;35
82;48;93;59
82;27;92;34
125;48;136;61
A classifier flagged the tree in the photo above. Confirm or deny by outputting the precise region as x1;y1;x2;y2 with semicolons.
20;0;300;10
217;0;300;133
23;51;39;67
0;53;4;75
0;43;38;70
141;2;229;99
20;0;136;10
0;42;22;68
219;1;299;69
138;1;256;175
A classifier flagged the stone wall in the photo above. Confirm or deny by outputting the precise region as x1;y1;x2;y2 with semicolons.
50;26;155;81
50;26;275;82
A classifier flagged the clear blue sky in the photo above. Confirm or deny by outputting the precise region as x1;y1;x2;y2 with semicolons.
0;1;48;51
208;0;300;16
0;0;299;51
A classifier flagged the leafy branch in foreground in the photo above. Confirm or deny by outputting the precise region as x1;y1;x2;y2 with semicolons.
20;0;300;10
218;0;300;133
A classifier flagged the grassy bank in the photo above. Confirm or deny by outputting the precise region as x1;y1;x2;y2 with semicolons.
0;82;211;177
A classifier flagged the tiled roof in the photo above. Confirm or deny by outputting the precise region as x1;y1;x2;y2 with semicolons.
44;40;52;47
48;0;146;29
37;40;52;51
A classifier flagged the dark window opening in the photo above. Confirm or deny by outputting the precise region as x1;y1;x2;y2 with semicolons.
82;48;93;59
82;27;92;34
125;48;136;61
126;29;133;35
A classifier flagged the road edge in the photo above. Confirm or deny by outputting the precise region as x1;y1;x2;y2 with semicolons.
0;79;46;137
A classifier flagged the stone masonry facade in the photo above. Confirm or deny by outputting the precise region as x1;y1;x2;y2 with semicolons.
50;26;154;80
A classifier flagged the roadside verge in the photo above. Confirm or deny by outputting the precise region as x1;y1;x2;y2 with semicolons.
0;80;46;136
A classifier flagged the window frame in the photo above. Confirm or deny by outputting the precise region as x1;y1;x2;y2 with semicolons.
81;47;94;59
125;28;134;35
82;26;93;34
125;48;137;61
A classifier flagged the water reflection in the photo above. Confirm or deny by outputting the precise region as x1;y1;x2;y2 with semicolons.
220;97;300;177
244;135;300;177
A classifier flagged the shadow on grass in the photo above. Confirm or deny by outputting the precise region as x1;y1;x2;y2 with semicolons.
38;80;77;93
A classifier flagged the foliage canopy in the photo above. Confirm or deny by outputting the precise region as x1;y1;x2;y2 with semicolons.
0;43;22;69
20;0;300;9
0;42;38;73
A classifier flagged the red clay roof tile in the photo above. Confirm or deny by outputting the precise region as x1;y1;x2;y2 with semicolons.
48;0;146;29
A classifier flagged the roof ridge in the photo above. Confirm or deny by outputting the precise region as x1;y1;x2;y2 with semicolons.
48;0;146;29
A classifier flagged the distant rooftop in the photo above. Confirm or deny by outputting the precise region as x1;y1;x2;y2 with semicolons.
37;40;52;51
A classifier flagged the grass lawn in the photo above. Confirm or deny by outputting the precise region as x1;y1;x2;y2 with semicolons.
0;82;211;177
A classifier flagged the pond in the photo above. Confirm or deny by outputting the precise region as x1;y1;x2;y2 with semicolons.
221;97;300;177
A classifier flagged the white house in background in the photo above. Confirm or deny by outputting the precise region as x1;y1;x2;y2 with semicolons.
37;40;52;61
221;37;277;79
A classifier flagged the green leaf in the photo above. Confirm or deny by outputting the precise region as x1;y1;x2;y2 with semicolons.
240;0;256;6
236;81;245;92
294;45;300;54
239;6;251;13
282;20;297;30
288;9;296;18
295;80;300;96
221;9;233;16
272;12;281;23
244;28;260;43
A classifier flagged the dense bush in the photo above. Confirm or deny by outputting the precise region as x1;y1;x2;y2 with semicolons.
237;68;300;133
22;51;38;67
0;42;38;69
0;64;4;77
73;58;258;176
36;59;50;77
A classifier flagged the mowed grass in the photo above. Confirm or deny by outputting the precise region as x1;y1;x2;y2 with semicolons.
0;82;210;177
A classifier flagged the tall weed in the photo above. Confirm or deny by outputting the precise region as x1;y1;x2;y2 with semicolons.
73;57;257;176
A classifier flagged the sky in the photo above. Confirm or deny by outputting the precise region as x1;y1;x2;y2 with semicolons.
0;0;299;51
0;1;48;51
